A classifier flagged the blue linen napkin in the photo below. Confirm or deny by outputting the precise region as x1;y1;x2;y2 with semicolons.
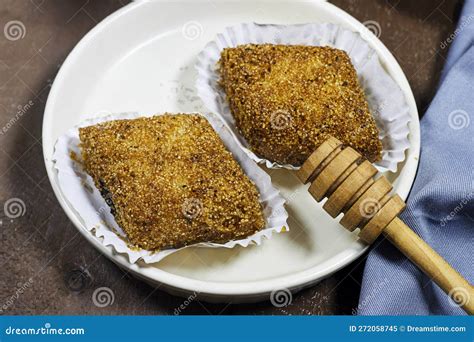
358;1;474;315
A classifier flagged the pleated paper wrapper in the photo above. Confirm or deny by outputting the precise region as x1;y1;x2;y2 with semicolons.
52;112;288;264
195;22;411;172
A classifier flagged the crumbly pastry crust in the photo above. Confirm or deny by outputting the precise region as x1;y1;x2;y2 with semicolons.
219;44;382;166
79;114;265;250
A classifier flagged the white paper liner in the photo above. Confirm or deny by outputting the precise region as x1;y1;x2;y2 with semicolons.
195;22;411;172
52;112;288;264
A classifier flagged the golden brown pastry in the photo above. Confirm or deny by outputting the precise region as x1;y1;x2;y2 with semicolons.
79;114;265;250
219;44;382;166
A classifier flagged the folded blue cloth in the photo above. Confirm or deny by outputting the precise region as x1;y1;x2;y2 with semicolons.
358;1;474;315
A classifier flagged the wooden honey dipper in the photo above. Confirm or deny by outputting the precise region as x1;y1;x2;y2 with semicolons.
296;136;474;315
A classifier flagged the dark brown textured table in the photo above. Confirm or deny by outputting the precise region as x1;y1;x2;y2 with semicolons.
0;0;459;315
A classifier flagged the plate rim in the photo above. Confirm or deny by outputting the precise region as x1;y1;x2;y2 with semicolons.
42;0;421;300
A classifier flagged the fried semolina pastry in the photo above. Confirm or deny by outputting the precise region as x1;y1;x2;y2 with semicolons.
219;44;382;166
79;114;265;250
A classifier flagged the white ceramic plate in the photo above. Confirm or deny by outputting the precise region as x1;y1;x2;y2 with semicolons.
43;0;420;303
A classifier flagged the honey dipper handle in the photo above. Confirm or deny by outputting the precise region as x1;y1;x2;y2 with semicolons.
383;217;474;315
